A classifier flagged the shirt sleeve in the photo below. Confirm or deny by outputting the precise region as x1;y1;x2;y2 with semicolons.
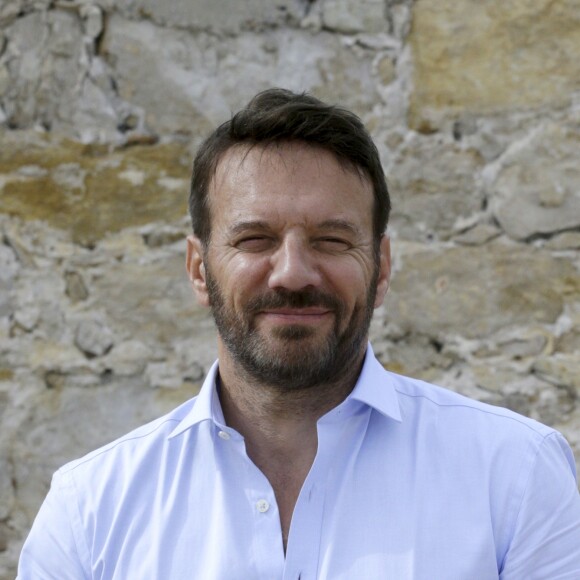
17;471;90;580
499;431;580;579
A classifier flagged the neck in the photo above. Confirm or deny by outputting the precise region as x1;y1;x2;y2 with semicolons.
216;339;366;456
215;340;366;552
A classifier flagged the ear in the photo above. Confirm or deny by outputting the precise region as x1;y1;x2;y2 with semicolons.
373;235;391;309
186;235;210;307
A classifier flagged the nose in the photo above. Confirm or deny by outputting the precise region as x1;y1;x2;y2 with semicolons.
267;236;322;291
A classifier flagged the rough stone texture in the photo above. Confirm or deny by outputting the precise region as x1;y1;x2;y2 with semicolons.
487;122;580;240
387;134;485;240
387;243;577;339
534;354;580;394
546;232;580;251
321;0;387;34
100;15;379;136
0;0;579;576
0;131;191;245
1;10;109;135
115;0;306;33
409;0;580;131
454;223;502;246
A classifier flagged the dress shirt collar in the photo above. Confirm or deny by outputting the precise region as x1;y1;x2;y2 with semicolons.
349;344;402;422
168;343;401;439
168;360;221;439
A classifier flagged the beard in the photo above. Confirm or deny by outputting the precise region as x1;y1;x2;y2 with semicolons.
205;265;378;391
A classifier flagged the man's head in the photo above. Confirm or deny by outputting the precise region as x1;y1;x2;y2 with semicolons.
186;90;391;390
189;88;390;251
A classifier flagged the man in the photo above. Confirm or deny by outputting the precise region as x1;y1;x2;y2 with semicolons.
18;89;580;578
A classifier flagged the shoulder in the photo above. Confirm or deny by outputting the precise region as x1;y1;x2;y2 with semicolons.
387;369;555;441
378;369;577;518
57;396;199;480
375;368;575;484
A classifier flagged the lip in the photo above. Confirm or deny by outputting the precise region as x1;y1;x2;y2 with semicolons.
258;308;333;323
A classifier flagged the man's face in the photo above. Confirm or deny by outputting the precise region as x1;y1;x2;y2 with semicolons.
187;142;390;390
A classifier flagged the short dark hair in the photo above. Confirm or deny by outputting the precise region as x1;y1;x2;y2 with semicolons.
189;88;390;246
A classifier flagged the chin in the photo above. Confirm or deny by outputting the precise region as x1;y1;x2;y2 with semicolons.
269;325;319;341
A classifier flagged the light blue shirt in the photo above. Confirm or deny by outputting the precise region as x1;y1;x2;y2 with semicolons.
18;346;580;579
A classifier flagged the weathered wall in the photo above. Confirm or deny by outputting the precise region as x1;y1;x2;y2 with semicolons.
0;0;579;574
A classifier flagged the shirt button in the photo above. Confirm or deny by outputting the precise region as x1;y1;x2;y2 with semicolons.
217;430;231;440
256;499;270;513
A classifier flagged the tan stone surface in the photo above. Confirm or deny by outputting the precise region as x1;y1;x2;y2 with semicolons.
388;135;485;239
534;354;580;394
409;0;580;130
488;123;580;240
115;0;305;33
387;243;577;339
546;232;580;251
321;0;387;34
90;252;215;347
101;16;378;135
0;132;190;245
557;328;580;354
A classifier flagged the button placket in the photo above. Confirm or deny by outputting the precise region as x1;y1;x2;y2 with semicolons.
282;414;360;580
246;468;285;578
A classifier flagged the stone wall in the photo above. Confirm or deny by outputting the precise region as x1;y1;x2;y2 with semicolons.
0;0;579;574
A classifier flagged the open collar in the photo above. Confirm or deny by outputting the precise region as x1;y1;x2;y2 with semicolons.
169;344;401;439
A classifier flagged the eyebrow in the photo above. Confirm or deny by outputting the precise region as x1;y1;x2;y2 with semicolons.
228;221;271;237
227;219;362;237
317;219;362;237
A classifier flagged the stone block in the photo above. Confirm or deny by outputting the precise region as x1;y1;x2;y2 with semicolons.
74;318;115;358
90;252;216;353
1;7;124;138
557;329;580;355
2;10;87;129
387;243;577;339
545;232;580;251
64;270;89;302
0;132;191;245
103;340;152;377
13;305;40;333
454;224;502;246
472;366;523;394
533;354;580;394
321;0;387;34
488;123;580;240
101;15;377;136
115;0;304;33
387;135;485;239
0;0;51;26
145;361;182;390
409;0;580;130
28;342;88;375
79;4;104;39
496;334;549;360
381;334;455;381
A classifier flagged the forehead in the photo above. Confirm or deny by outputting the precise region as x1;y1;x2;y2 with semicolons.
208;142;374;232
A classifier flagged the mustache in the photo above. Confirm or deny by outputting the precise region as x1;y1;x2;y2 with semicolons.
245;288;343;313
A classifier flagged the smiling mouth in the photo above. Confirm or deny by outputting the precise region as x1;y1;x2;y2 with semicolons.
258;308;333;323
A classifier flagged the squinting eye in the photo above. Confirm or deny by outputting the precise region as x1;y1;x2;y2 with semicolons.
235;237;274;252
315;238;351;252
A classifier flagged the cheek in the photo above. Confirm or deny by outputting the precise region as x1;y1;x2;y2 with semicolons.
326;260;372;297
225;256;272;301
